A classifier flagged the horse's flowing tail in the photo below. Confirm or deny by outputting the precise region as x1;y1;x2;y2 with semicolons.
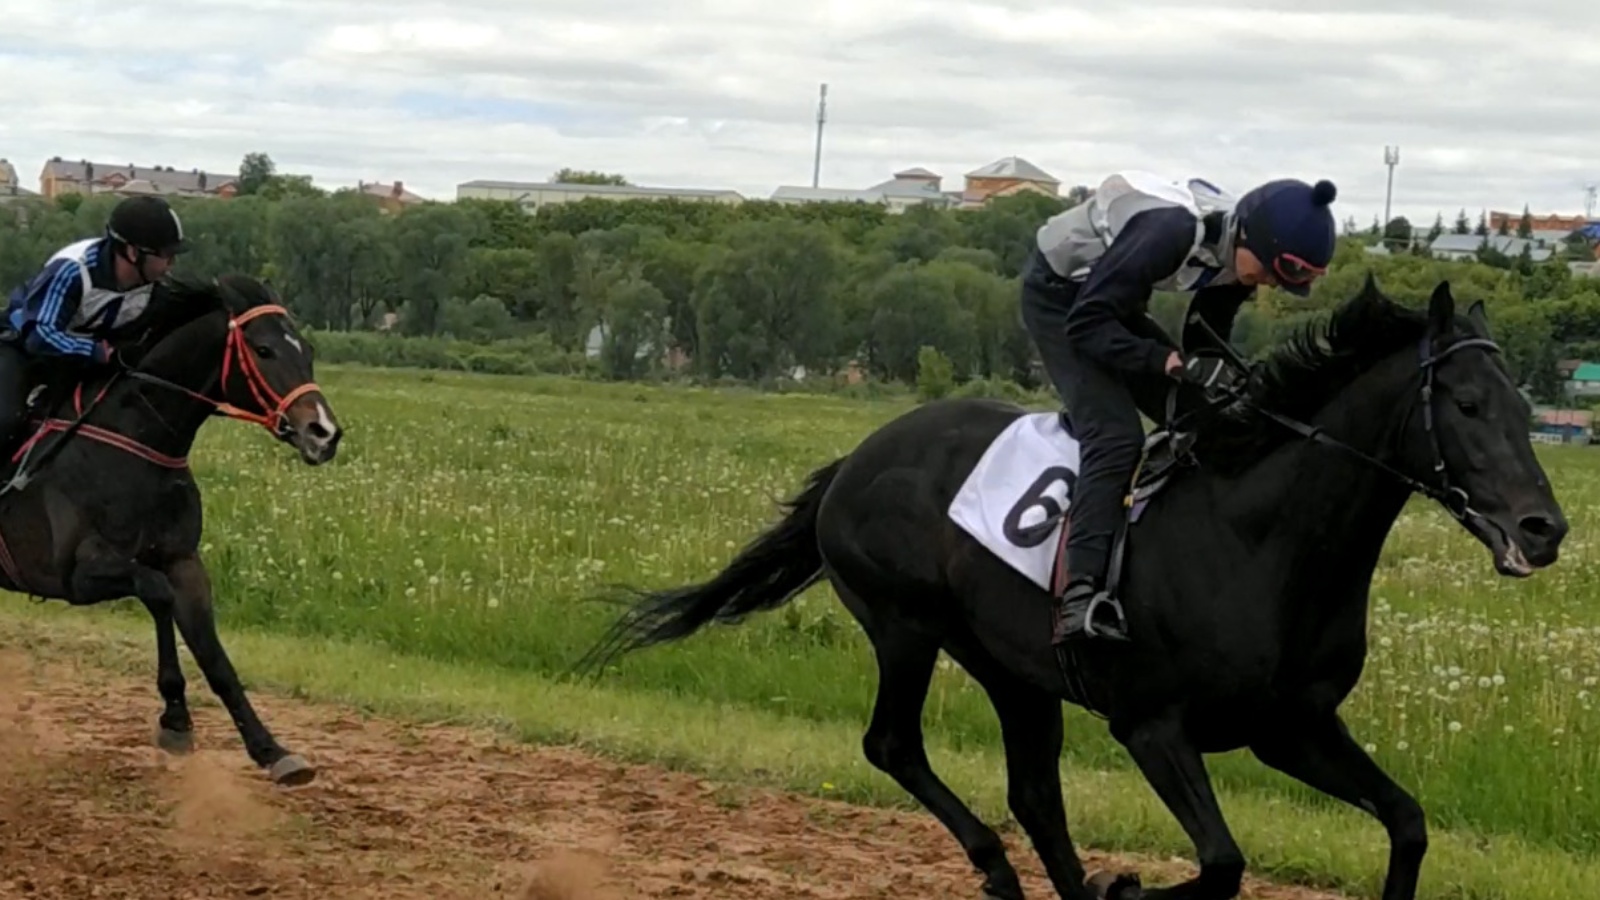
573;456;845;676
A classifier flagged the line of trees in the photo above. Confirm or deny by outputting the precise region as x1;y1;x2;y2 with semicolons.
1361;205;1598;260
2;152;1598;404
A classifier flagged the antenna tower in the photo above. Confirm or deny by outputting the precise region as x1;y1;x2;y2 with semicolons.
812;83;827;189
1382;145;1399;230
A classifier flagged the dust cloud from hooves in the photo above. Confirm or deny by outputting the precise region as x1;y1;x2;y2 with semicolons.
162;747;284;848
507;848;626;900
0;648;54;790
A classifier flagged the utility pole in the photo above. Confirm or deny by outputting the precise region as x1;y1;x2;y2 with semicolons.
1585;184;1597;219
812;83;827;189
1383;146;1399;245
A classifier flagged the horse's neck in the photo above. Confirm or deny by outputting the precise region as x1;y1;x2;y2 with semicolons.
1237;360;1419;596
104;316;229;457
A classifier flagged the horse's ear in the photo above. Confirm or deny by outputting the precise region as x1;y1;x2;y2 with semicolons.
1428;281;1456;335
1359;270;1380;299
1466;298;1490;336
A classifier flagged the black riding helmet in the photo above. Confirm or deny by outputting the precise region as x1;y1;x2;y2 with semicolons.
106;195;188;258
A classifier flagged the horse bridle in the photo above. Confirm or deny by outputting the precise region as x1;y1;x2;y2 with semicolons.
122;302;321;440
2;304;319;493
1063;318;1503;719
1185;313;1502;524
1412;333;1502;520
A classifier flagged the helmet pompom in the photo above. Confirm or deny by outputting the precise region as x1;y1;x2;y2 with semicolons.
1311;179;1337;206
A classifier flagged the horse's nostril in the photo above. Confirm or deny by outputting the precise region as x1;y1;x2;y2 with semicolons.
307;421;333;440
1519;514;1558;539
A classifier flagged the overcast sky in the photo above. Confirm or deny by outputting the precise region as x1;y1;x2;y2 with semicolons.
1;0;1595;230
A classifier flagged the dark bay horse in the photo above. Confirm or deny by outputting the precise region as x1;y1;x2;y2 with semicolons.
579;277;1566;899
0;273;342;786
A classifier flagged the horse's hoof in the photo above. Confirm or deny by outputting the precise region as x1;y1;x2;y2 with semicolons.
979;871;1025;900
268;754;316;787
157;728;194;755
1086;870;1142;900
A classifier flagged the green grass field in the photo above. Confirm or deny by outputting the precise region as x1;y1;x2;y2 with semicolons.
10;363;1599;898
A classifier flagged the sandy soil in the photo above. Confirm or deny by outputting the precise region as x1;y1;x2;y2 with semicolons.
0;644;1351;900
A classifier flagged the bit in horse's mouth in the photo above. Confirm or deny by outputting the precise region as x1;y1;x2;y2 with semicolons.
1499;541;1534;577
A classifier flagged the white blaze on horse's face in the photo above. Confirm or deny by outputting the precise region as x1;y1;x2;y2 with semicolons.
300;396;341;463
284;333;303;355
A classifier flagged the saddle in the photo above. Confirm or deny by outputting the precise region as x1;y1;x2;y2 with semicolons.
1047;407;1197;602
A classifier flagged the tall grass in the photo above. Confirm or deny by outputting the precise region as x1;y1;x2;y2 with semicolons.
153;365;1600;857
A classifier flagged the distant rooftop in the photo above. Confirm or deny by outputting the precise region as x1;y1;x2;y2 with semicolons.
965;156;1058;184
42;157;236;193
1428;233;1553;261
459;179;741;199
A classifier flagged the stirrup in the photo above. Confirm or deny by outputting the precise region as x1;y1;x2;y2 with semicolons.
2;447;34;496
0;472;26;495
1082;591;1130;641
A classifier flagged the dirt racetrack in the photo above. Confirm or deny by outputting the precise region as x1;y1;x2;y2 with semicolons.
0;642;1348;900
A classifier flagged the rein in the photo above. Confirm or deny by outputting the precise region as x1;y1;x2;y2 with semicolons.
1058;312;1500;718
128;303;321;439
2;303;317;491
1183;312;1501;523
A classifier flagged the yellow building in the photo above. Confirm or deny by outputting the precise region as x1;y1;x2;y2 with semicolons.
39;158;238;199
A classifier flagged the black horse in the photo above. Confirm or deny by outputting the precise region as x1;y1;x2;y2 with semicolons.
0;272;342;786
578;277;1566;900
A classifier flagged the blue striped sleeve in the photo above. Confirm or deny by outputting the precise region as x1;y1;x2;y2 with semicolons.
25;261;98;357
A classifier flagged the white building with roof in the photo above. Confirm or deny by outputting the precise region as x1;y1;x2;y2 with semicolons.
457;179;743;210
773;156;1061;212
771;167;957;212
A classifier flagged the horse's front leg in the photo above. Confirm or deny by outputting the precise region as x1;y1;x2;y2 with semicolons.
163;552;315;786
1250;710;1426;900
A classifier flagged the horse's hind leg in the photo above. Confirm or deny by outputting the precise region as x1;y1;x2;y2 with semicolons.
67;540;193;755
140;593;194;754
1100;711;1245;900
976;672;1099;900
853;605;1026;899
164;553;315;787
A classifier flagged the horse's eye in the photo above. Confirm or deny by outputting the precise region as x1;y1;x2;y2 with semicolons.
255;344;275;359
1458;400;1480;417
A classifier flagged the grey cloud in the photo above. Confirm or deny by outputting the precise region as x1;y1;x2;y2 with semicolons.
965;0;1585;20
2;0;1593;226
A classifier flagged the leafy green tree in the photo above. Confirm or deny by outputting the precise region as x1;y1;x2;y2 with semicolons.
238;152;275;195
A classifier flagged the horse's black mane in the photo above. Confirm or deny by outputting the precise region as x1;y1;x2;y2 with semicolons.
1194;278;1431;470
124;274;274;344
161;273;277;318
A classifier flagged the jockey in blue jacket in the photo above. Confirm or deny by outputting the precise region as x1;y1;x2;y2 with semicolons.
1019;171;1338;643
0;194;189;451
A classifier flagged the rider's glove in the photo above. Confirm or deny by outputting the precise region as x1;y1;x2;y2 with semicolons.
1180;354;1232;390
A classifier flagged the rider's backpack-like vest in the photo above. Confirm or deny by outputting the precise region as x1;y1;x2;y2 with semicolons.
1035;171;1241;293
46;238;157;335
